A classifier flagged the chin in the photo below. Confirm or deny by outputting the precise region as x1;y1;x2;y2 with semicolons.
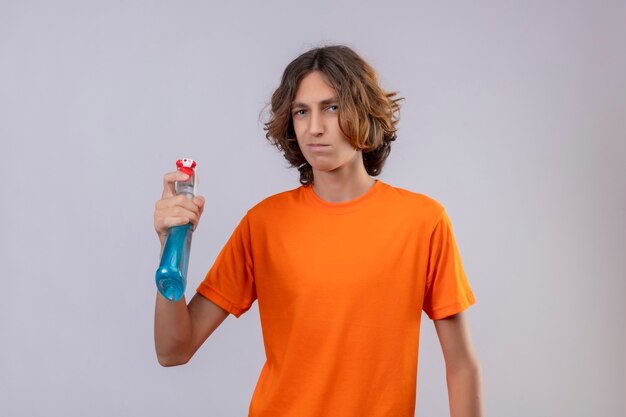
310;162;340;173
305;158;336;172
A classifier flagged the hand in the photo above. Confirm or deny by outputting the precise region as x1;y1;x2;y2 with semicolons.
154;171;206;246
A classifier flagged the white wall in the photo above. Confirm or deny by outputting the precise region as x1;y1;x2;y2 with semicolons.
1;1;624;415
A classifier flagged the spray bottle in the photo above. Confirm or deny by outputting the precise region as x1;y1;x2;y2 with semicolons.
155;158;197;301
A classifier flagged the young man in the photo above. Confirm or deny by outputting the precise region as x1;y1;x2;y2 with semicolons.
153;45;483;416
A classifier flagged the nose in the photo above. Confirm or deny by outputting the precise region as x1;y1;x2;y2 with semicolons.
308;110;324;136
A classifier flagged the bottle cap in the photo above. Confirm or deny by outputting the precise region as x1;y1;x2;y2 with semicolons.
176;158;196;177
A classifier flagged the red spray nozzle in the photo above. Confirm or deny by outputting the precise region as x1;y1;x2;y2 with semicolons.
176;158;196;177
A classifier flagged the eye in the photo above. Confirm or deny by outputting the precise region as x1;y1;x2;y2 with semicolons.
327;105;339;112
293;109;306;117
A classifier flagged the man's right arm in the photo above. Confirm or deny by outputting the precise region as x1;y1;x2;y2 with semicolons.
153;171;230;366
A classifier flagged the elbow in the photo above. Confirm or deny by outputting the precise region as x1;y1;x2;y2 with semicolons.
156;350;191;367
157;355;189;367
155;336;194;367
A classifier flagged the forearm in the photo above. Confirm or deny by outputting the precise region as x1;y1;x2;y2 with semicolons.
446;361;483;417
154;292;194;365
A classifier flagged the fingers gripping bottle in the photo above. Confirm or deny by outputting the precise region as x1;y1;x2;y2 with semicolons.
155;158;198;301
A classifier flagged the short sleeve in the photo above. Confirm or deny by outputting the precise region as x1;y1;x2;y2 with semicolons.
422;210;475;320
196;214;257;318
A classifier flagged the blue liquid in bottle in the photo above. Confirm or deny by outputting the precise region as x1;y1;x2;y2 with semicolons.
155;223;192;301
155;160;196;301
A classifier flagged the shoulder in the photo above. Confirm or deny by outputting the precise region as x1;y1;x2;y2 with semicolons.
379;182;446;219
245;186;303;218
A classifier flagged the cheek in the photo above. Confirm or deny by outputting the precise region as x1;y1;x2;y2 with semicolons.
293;122;306;142
338;138;357;154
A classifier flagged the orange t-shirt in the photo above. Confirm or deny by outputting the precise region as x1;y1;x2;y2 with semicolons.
197;180;475;416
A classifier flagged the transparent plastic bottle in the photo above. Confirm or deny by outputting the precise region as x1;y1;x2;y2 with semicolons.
155;158;197;301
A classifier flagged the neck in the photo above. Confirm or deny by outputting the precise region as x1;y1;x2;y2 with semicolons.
311;159;375;203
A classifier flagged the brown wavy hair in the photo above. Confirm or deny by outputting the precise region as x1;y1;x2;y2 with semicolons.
264;45;402;185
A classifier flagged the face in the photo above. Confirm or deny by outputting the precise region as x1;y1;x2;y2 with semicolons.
291;71;364;177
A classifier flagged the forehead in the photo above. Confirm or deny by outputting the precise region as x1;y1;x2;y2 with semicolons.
294;71;337;103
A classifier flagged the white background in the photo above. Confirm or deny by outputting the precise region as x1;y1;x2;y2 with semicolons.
1;1;625;416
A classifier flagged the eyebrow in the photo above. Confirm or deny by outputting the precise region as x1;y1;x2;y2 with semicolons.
291;97;338;108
